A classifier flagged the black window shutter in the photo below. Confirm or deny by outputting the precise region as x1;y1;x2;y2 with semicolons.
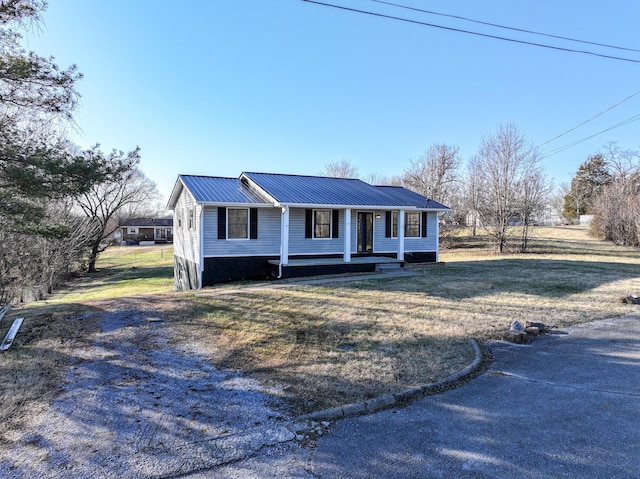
250;208;258;239
422;211;428;237
218;207;226;239
332;210;340;238
385;211;392;238
305;209;312;238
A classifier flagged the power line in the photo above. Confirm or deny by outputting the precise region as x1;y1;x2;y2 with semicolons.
541;113;640;158
301;0;640;64
371;0;640;54
537;88;640;148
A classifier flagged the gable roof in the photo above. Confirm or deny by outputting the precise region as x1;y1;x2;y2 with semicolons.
168;172;450;210
241;172;409;208
168;175;272;207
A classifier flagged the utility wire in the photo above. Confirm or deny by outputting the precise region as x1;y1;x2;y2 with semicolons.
541;113;640;158
371;0;640;54
537;88;640;148
301;0;640;64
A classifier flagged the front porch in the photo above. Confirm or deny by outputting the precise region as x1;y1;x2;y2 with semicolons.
268;255;404;279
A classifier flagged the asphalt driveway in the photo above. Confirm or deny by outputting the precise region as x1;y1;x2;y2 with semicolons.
203;313;640;478
304;313;640;479
4;307;639;478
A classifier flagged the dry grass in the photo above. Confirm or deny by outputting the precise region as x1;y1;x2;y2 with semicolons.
171;226;640;413
2;229;639;426
0;307;101;445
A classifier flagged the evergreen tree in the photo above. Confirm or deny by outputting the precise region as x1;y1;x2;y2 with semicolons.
562;155;612;220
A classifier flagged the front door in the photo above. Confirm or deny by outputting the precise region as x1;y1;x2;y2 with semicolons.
357;212;374;253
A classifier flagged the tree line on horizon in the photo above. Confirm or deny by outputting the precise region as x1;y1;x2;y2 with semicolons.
321;131;640;252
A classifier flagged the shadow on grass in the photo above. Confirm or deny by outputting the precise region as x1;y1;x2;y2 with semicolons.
349;258;640;300
98;265;174;283
183;295;475;413
0;303;105;446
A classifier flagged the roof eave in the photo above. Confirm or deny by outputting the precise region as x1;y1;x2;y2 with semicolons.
199;201;276;208
277;202;418;210
166;176;186;210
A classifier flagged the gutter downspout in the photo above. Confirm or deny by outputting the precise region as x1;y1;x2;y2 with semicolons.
198;205;204;289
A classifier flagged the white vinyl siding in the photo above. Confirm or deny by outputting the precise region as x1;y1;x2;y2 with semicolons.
289;208;343;255
203;207;281;256
376;211;439;253
173;189;201;264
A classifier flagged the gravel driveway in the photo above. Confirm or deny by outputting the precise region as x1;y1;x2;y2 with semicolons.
0;304;298;478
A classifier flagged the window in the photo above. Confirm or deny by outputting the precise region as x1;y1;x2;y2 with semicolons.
228;208;249;239
405;212;420;237
314;210;331;239
188;208;194;230
177;212;182;228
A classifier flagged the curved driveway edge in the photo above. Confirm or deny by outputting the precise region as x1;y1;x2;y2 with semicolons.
306;313;640;479
298;339;484;422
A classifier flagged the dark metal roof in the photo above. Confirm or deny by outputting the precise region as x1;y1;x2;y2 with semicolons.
121;218;173;227
375;186;450;210
168;172;450;210
178;175;271;204
242;172;409;207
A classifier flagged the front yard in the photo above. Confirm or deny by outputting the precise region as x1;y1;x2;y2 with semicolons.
1;226;639;434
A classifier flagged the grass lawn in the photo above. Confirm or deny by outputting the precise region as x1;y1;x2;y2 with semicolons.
1;227;639;428
172;226;640;413
42;245;175;303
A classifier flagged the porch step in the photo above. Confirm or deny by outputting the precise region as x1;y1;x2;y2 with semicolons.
375;262;403;273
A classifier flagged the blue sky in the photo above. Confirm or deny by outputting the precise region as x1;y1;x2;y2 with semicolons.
26;1;640;200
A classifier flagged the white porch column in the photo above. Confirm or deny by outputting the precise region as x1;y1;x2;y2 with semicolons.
397;209;405;261
280;206;289;265
343;208;351;262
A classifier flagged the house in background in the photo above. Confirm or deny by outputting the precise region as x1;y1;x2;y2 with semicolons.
167;172;449;291
119;218;173;245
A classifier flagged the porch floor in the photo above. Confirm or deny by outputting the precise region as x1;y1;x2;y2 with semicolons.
268;256;403;267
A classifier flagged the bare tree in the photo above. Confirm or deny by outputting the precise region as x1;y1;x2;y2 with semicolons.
518;166;551;252
362;171;403;186
75;147;161;272
403;144;461;204
474;123;548;253
602;141;640;180
591;179;640;247
462;156;483;236
591;143;640;247
320;159;359;178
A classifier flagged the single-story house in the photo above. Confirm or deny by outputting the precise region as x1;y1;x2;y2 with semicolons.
119;218;173;245
167;172;449;291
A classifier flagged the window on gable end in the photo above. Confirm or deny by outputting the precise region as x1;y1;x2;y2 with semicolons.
188;208;195;230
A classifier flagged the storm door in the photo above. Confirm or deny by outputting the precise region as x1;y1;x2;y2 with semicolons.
357;212;374;253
